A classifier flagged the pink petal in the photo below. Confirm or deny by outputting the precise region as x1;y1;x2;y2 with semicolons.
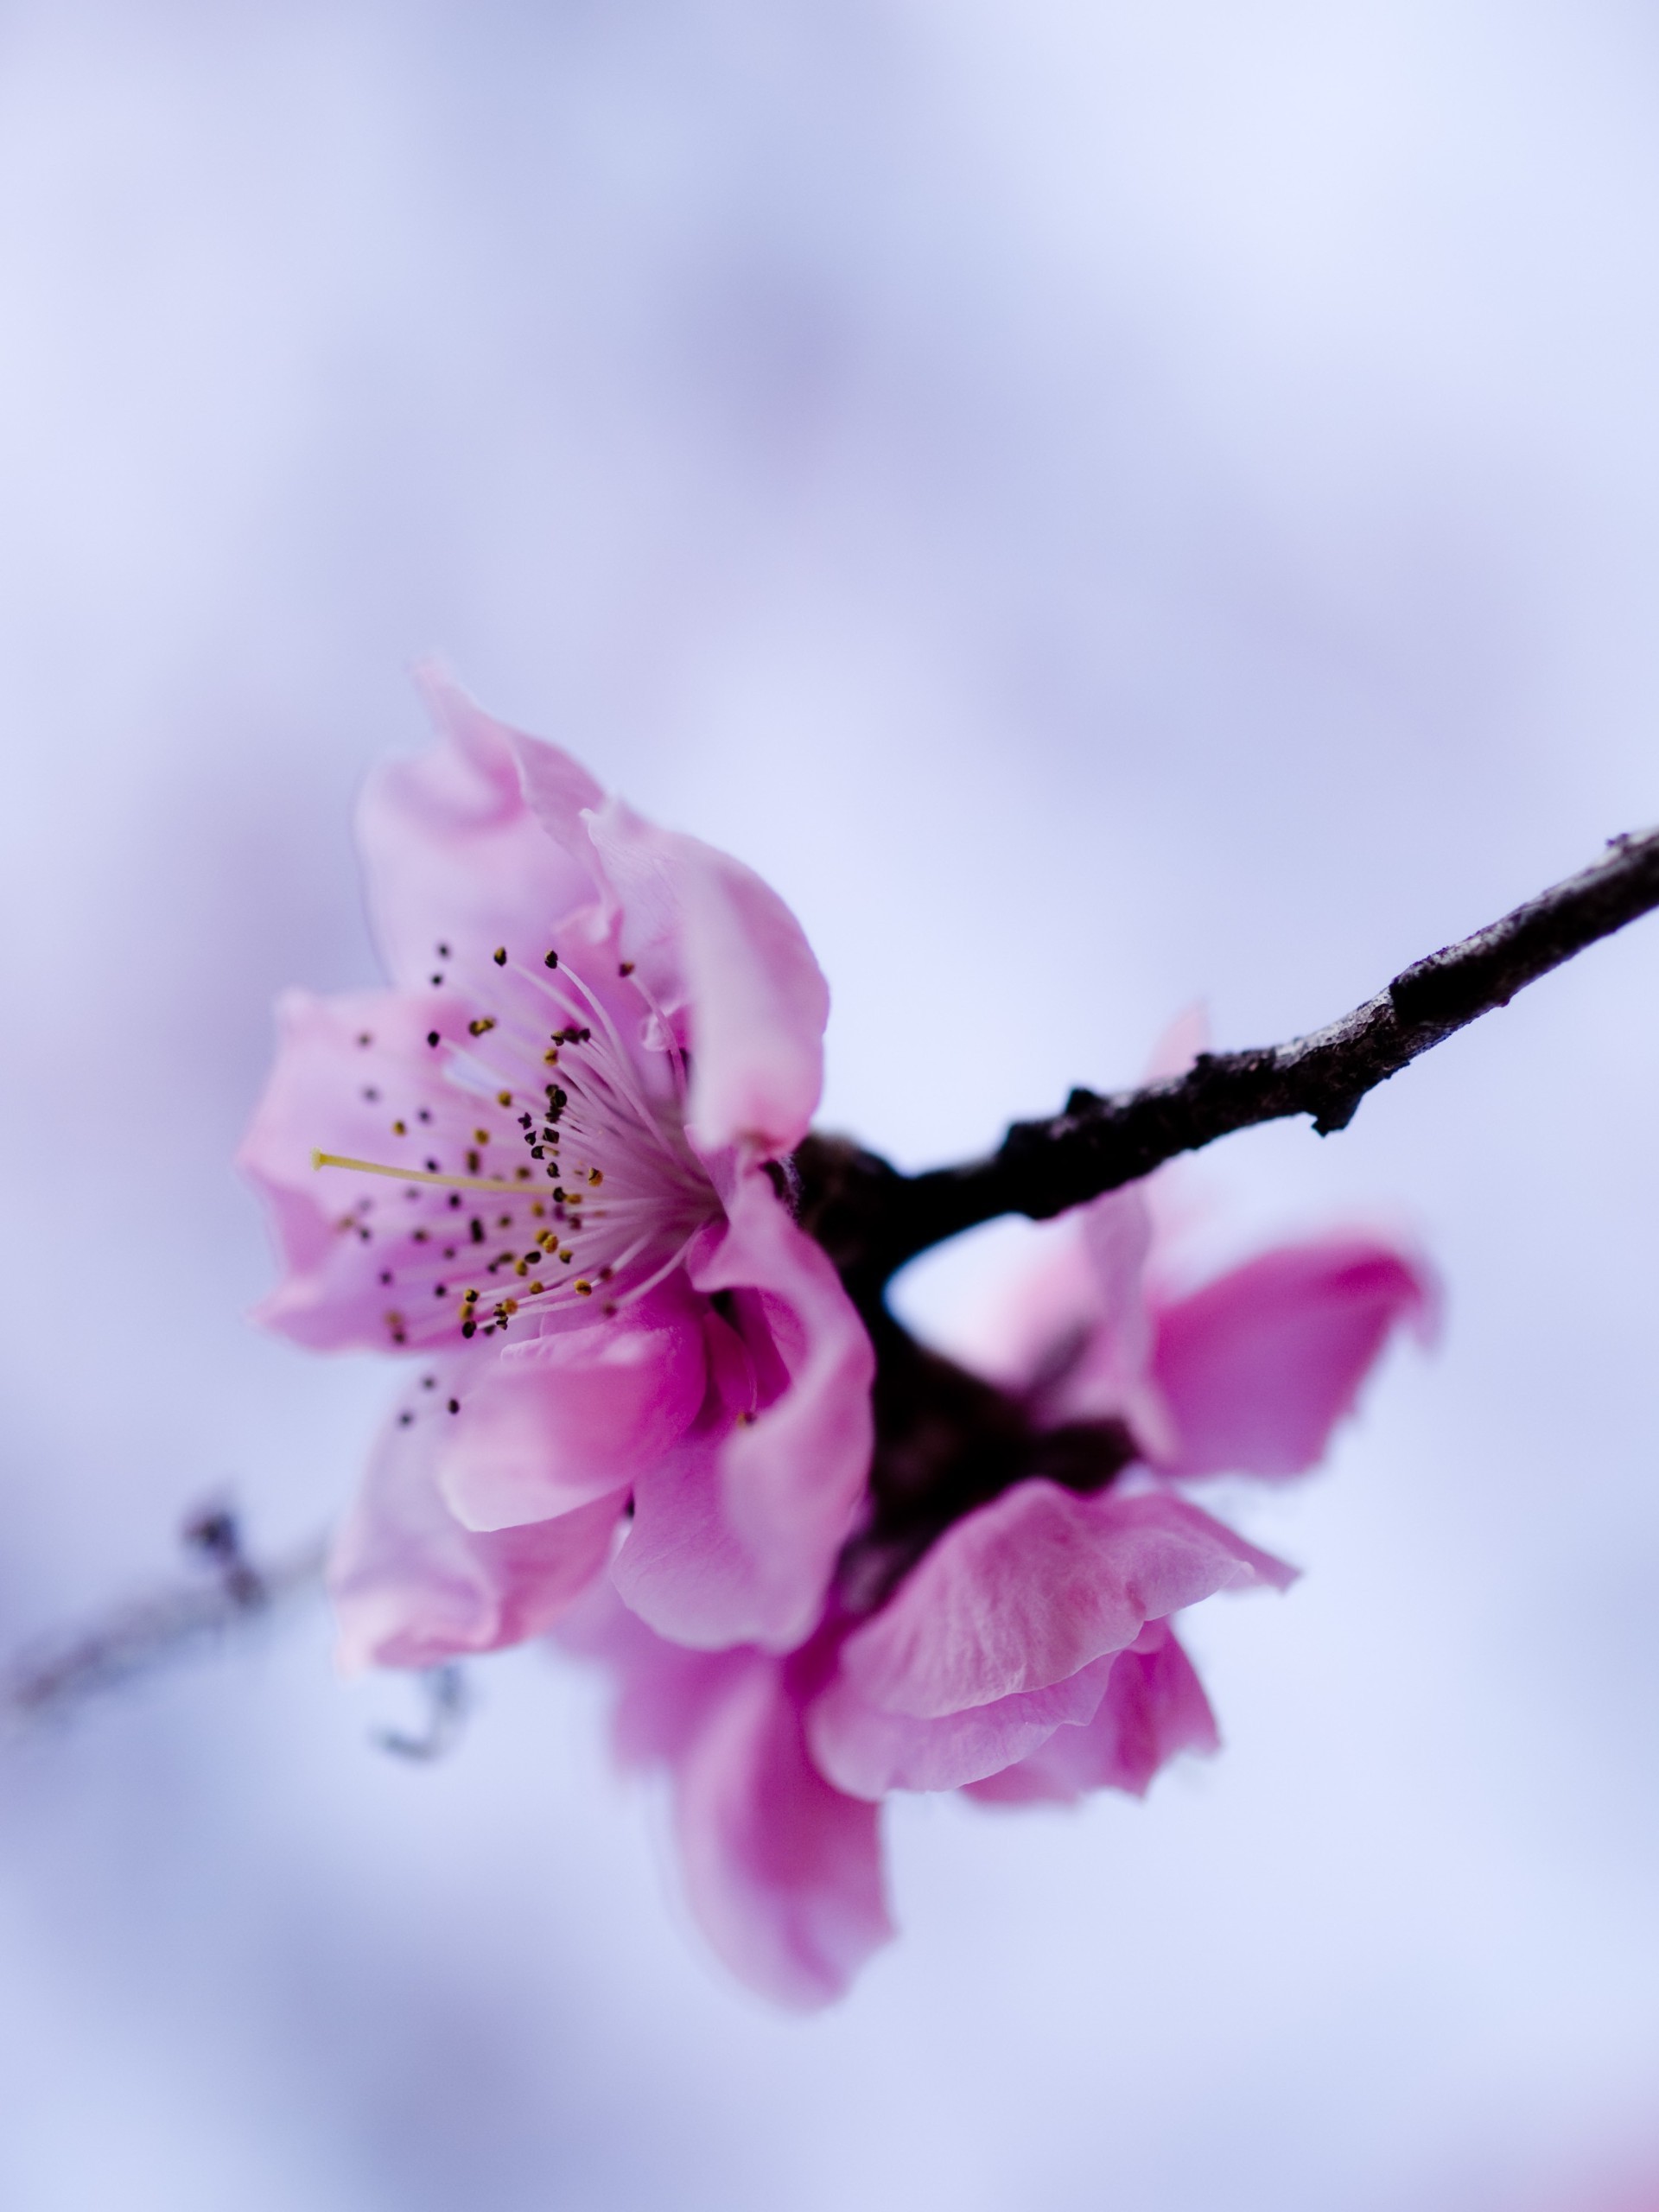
807;1651;1118;1799
964;1622;1218;1805
559;1591;892;2006
556;1579;753;1768
1058;1188;1179;1458
237;985;454;1351
437;1295;708;1533
329;1372;626;1669
584;799;829;1156
673;1653;893;2010
614;1179;873;1652
1142;1003;1210;1080
833;1481;1293;1720
609;1427;766;1650
806;1485;1287;1799
356;667;601;992
1150;1236;1435;1478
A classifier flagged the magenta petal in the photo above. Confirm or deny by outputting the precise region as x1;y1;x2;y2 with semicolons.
673;1655;893;2010
1150;1237;1434;1478
964;1623;1219;1805
356;667;601;991
584;798;829;1156
835;1481;1293;1720
438;1303;707;1533
329;1378;626;1669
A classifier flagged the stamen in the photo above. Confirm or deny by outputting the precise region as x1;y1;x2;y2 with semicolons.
312;1150;535;1197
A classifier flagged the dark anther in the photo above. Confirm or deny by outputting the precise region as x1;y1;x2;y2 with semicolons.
448;1399;460;1414
397;1411;412;1426
436;943;451;957
461;1321;476;1338
543;950;558;969
619;960;635;976
426;1031;440;1048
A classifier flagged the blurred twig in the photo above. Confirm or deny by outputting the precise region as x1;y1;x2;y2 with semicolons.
374;1665;470;1762
798;825;1659;1299
0;1506;326;1731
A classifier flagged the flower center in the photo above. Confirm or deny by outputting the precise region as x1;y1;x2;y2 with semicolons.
318;938;721;1347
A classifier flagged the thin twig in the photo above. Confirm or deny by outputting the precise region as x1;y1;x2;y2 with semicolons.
797;825;1659;1299
0;1516;326;1731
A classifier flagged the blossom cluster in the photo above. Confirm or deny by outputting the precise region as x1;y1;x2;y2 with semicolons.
240;678;1430;2007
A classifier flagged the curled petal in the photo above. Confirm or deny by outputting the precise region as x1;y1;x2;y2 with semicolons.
809;1652;1118;1799
329;1377;625;1670
614;1178;873;1651
584;799;829;1155
1150;1238;1435;1478
673;1654;893;2010
440;1298;708;1533
964;1623;1219;1806
358;667;601;990
831;1481;1293;1721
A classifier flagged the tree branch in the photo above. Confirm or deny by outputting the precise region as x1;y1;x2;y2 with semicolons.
798;825;1659;1301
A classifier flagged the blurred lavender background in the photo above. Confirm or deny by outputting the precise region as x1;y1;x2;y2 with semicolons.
2;2;1658;2205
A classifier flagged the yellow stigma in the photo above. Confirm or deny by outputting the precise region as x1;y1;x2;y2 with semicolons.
310;1148;534;1197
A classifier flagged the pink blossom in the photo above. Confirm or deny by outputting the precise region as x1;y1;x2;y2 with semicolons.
239;672;874;1661
566;1177;1430;2005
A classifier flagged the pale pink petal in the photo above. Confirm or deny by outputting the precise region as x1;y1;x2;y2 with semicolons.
329;1376;625;1669
1143;1003;1210;1081
559;1592;891;2006
238;985;457;1351
357;667;601;991
556;1579;753;1767
437;1295;708;1532
1150;1237;1434;1478
807;1651;1118;1799
963;1622;1218;1805
583;799;829;1156
610;1430;765;1649
673;1653;893;2010
1055;1188;1180;1458
831;1481;1293;1721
